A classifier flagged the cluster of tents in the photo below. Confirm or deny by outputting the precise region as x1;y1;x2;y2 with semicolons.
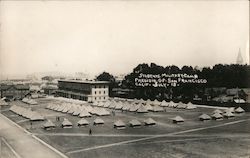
22;98;38;105
10;105;45;121
46;103;110;117
199;107;245;121
166;106;245;123
43;117;157;130
90;100;197;113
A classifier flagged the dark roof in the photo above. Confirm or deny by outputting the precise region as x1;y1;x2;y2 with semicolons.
112;88;134;92
0;84;29;90
42;85;58;90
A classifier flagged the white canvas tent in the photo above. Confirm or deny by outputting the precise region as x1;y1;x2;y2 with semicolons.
144;103;153;111
72;108;81;116
122;103;131;111
223;111;235;118
103;101;110;108
92;102;99;106
199;114;211;121
79;110;92;117
93;117;104;125
62;118;73;128
114;120;126;129
168;101;176;108
137;105;148;113
129;119;141;127
144;118;156;125
43;120;55;130
172;116;184;123
97;108;111;116
152;99;160;105
114;103;123;110
224;108;235;113
160;100;168;107
186;102;197;110
77;118;89;126
129;104;140;112
98;102;105;107
30;112;45;121
109;102;116;109
235;107;245;113
213;109;223;114
176;102;187;109
212;113;223;120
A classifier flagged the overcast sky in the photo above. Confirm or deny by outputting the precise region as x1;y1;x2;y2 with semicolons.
0;1;249;78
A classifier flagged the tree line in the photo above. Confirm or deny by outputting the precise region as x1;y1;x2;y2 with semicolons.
96;63;250;101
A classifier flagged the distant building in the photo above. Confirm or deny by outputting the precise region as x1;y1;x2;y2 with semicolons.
56;80;109;102
42;85;58;95
0;84;30;99
236;48;244;65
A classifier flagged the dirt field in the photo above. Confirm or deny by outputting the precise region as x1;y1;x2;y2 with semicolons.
1;98;250;158
0;137;18;158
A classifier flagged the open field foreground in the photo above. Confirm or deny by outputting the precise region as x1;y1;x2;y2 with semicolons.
1;98;250;158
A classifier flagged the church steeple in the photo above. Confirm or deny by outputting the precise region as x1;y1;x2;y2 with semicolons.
236;48;243;65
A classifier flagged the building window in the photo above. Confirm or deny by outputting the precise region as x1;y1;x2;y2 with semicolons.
104;91;105;94
99;97;101;100
95;91;96;94
99;91;101;94
95;86;97;88
104;97;106;100
95;97;96;100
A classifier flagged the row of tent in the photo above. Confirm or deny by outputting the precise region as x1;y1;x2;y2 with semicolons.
46;103;110;117
199;107;245;121
22;98;38;105
43;117;157;130
10;105;45;121
109;98;197;109
91;100;197;113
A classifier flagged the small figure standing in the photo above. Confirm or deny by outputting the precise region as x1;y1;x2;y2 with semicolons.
89;128;92;135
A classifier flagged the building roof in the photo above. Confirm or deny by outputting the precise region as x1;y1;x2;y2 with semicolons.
0;84;30;90
58;79;109;84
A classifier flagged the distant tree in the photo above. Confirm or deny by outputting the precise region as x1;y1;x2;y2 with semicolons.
96;72;117;96
96;72;115;82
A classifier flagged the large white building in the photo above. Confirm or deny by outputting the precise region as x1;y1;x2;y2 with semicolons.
56;80;109;102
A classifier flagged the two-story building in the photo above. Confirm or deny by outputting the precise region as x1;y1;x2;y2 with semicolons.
56;80;109;102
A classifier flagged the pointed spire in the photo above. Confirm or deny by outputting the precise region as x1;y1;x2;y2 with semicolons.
237;48;243;65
